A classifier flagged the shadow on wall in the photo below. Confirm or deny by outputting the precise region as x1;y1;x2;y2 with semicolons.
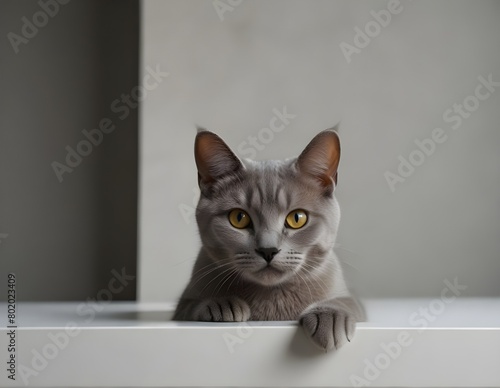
0;0;139;301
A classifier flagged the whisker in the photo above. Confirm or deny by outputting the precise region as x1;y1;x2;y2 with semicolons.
299;262;329;295
168;256;197;268
295;270;313;302
200;265;236;295
333;243;363;257
226;267;245;291
338;257;361;272
189;261;234;289
191;259;229;277
213;268;239;297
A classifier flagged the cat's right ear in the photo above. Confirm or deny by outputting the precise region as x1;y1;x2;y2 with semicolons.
194;130;243;188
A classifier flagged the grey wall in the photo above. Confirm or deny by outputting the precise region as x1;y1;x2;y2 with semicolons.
0;0;139;301
140;0;500;301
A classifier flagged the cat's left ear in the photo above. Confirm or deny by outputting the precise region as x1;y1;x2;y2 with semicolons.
195;130;243;189
297;129;341;194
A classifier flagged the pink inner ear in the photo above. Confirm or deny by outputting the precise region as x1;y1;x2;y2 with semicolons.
195;131;242;185
297;131;340;188
324;144;340;184
194;134;215;183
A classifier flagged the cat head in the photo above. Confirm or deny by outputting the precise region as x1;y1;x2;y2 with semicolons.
194;129;341;287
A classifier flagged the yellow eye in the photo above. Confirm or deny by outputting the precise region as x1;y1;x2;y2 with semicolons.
286;210;308;229
228;209;251;229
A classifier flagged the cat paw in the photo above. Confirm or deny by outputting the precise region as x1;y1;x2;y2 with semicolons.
299;305;357;351
192;297;251;322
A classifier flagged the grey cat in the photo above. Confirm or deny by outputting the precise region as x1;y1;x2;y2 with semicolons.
173;128;365;351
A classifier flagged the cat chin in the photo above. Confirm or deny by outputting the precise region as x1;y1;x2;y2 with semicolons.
242;267;295;287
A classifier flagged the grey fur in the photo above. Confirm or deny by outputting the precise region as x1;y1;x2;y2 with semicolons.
173;129;365;351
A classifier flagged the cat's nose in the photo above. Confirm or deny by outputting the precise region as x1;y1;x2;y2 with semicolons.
255;247;281;263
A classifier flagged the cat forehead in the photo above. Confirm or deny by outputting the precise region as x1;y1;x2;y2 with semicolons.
223;158;323;207
241;158;295;176
238;158;300;190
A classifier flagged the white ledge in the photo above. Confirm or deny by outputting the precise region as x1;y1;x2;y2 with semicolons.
1;298;499;387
